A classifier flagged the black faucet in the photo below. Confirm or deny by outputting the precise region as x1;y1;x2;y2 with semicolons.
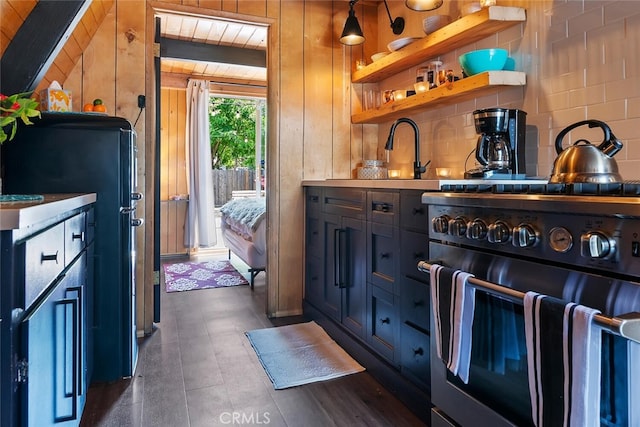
385;117;427;179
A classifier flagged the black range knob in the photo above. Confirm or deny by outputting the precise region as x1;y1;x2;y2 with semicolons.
467;218;488;240
448;216;468;237
488;220;511;244
432;215;450;234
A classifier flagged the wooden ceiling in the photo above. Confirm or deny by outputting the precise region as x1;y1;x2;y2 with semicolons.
157;12;268;90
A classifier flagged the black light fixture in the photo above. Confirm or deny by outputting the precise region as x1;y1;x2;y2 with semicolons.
340;0;365;46
383;0;405;35
405;0;444;12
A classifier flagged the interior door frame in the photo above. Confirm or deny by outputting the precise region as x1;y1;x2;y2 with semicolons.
144;2;276;332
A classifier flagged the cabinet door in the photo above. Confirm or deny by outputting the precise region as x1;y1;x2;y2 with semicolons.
400;229;429;281
367;284;399;364
311;213;366;339
340;216;366;339
400;190;429;232
320;214;342;322
367;222;399;295
21;254;86;427
304;207;324;309
400;323;430;391
64;212;86;267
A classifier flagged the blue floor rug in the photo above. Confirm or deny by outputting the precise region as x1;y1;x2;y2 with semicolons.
245;321;365;389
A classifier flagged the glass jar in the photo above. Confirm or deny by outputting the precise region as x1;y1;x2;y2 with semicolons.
427;60;443;89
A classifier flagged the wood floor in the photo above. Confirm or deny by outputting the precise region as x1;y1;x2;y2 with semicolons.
80;254;428;427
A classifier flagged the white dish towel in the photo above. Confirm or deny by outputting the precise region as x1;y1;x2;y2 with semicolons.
430;263;476;383
524;291;602;427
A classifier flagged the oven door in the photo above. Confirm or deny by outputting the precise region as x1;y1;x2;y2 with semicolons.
427;242;640;427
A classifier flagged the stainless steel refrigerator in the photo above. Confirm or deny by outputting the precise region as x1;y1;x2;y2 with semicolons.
2;112;143;382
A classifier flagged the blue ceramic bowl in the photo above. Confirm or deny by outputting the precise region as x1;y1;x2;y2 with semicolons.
458;48;508;76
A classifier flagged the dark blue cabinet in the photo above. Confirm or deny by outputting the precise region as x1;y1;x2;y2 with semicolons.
0;201;94;427
21;252;86;426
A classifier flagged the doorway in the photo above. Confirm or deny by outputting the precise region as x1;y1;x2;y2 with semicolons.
152;7;269;321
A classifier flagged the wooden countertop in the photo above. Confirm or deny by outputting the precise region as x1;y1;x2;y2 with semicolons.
302;178;550;190
0;193;97;231
302;179;443;190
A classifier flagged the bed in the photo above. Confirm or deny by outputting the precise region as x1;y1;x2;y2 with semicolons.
219;197;266;289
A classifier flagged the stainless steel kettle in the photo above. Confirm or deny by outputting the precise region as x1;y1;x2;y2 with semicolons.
549;119;624;184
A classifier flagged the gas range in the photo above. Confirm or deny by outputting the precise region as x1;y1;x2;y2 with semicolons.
423;182;640;278
421;179;640;427
439;179;640;197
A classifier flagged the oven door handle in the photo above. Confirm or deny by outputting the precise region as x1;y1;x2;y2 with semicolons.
417;259;640;344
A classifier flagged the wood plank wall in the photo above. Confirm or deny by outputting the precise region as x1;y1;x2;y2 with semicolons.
160;200;188;255
159;87;188;255
160;87;187;202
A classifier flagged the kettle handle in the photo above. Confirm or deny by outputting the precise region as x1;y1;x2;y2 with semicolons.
554;120;612;154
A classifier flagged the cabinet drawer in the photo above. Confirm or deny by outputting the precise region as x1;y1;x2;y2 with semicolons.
86;206;96;245
305;187;322;218
367;284;398;364
323;188;365;219
367;222;399;294
65;212;87;266
400;190;429;232
368;191;399;226
305;214;322;254
400;323;430;391
400;229;428;279
400;276;430;332
304;256;324;309
24;222;65;309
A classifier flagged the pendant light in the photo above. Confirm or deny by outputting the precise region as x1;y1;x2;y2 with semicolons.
405;0;444;12
340;0;365;46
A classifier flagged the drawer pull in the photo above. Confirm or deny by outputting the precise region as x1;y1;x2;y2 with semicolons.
413;347;424;356
413;251;424;259
380;252;390;259
412;207;425;215
413;299;424;307
373;202;390;212
309;195;319;202
380;317;390;324
41;251;59;263
72;231;85;242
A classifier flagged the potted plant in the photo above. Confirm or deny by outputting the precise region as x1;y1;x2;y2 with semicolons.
0;92;41;144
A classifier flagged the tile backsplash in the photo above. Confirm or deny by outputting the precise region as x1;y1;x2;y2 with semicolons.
371;0;640;181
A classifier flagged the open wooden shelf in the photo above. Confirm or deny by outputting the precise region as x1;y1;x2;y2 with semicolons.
351;71;526;124
352;6;526;84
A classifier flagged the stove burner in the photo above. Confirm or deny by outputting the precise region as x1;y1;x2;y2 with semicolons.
440;181;640;196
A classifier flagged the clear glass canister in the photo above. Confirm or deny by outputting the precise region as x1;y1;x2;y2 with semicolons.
427;60;443;89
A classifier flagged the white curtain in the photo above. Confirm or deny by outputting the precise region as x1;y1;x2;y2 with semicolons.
184;79;217;248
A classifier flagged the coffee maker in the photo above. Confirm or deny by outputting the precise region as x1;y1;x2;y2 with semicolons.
464;108;527;179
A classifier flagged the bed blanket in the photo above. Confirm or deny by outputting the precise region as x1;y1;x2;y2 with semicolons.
220;197;266;240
